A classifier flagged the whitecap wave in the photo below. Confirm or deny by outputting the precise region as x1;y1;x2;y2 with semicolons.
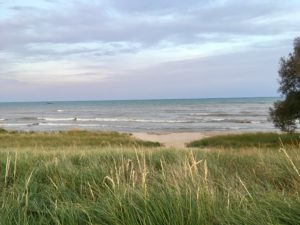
78;118;188;123
209;118;226;122
205;118;259;124
2;123;28;126
39;117;189;123
39;123;100;127
189;113;210;116
39;123;74;126
40;117;76;121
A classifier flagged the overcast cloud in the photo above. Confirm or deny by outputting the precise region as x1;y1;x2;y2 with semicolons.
0;0;300;101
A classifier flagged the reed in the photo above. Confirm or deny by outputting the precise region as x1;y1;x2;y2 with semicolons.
0;141;299;224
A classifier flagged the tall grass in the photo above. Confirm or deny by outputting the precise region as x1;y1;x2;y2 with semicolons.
0;130;161;148
0;143;300;224
187;132;300;148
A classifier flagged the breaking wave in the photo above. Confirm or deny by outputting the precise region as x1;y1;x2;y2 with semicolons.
205;118;262;124
38;117;189;123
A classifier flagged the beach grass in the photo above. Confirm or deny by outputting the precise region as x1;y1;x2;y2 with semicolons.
0;131;300;224
187;132;300;148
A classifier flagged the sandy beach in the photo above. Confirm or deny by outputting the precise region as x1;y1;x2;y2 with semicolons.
133;131;250;148
133;132;210;148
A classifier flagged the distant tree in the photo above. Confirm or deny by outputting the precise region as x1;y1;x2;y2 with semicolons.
270;38;300;133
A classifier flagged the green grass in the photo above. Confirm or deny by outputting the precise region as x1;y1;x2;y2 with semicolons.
187;132;300;148
0;131;300;224
0;129;161;148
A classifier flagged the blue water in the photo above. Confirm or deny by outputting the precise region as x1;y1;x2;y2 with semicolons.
0;97;279;132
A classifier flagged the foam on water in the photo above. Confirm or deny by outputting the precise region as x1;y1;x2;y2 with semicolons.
41;117;76;121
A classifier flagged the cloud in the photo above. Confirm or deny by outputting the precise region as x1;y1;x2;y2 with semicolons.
0;0;300;100
9;6;39;11
2;0;300;48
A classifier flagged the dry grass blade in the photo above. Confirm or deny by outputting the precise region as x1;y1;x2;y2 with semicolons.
4;154;11;186
279;138;300;178
237;175;253;200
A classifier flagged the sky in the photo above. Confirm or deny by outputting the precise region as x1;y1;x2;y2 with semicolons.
0;0;300;102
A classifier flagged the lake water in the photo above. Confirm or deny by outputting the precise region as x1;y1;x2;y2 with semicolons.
0;97;279;132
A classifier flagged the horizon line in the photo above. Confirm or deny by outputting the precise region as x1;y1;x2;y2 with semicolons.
0;96;280;104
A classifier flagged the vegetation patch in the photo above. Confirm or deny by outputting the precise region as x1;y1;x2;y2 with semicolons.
0;130;161;148
0;145;300;224
187;132;300;148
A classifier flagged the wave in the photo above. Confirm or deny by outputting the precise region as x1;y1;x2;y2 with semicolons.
10;117;264;125
39;123;72;126
19;117;39;120
39;123;101;127
3;122;95;127
190;113;267;117
2;123;40;126
78;118;188;123
209;118;226;122
39;117;76;121
2;123;29;126
189;113;210;116
38;117;189;123
206;118;261;124
206;113;237;117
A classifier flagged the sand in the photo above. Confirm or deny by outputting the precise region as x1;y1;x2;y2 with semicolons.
133;132;209;148
133;131;245;148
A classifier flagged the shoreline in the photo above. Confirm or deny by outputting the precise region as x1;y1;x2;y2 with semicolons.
132;130;252;148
